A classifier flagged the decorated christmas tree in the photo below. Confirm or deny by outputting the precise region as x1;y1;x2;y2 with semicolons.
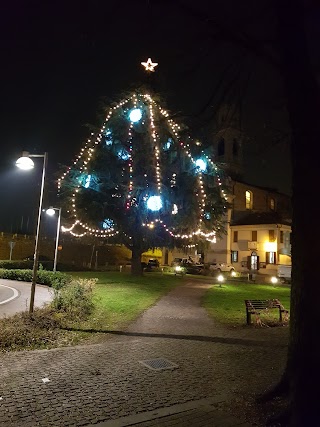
58;59;230;275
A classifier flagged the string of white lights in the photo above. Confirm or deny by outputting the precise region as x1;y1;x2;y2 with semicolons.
59;92;227;241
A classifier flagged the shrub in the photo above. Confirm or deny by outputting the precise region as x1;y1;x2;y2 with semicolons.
0;268;72;288
0;308;63;352
0;260;91;272
0;260;52;270
51;278;97;320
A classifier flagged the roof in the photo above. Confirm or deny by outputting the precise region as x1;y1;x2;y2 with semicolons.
230;211;292;226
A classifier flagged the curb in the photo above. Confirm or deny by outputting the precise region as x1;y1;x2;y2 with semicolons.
87;397;252;427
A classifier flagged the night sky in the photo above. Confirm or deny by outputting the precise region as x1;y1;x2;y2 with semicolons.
0;1;319;234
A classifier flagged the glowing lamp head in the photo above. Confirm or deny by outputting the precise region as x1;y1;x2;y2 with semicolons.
217;274;224;283
16;156;34;170
129;108;142;123
195;158;207;172
146;195;162;211
46;208;56;216
271;276;278;284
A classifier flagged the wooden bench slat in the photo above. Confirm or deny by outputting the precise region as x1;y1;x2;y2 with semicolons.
244;299;289;325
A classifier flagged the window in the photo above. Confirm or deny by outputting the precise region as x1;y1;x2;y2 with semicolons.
270;197;275;210
252;230;257;241
266;252;276;264
285;232;291;247
245;190;253;210
231;251;238;262
280;230;284;243
269;229;275;242
233;231;238;242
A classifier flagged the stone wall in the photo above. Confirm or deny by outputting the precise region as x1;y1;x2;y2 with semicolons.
0;232;131;268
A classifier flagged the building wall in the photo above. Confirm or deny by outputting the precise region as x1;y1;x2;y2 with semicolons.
192;181;291;270
0;232;131;268
232;181;291;214
230;223;291;275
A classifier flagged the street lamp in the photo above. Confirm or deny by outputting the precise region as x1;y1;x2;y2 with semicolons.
16;151;48;314
46;207;62;273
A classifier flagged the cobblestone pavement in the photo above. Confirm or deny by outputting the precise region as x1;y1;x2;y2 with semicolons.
0;280;289;427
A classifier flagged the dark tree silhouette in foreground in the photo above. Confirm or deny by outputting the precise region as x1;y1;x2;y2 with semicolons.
173;0;319;424
263;2;320;425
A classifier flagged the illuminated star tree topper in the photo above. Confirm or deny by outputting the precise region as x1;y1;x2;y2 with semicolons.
58;62;230;275
141;57;158;72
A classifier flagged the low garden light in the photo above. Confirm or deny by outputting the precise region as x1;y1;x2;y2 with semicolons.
217;274;225;288
217;274;225;283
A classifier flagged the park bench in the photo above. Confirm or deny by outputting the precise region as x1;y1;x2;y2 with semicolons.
244;299;289;325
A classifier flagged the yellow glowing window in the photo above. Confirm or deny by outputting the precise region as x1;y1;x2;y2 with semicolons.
269;229;275;242
270;198;275;210
245;190;253;209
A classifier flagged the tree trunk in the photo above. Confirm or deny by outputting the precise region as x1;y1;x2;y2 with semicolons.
131;239;144;276
276;1;320;425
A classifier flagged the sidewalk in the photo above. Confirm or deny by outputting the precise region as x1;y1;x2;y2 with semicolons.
0;279;289;426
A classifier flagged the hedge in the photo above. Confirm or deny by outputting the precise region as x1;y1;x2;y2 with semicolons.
0;268;72;289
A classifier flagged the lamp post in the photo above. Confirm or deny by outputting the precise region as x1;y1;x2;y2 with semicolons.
16;151;48;314
46;207;62;273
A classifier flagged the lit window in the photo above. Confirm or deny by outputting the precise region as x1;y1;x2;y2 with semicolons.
269;230;275;242
270;198;275;210
245;190;253;210
231;251;238;262
266;252;276;264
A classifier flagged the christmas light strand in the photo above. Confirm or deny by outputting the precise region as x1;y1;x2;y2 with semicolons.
58;92;228;241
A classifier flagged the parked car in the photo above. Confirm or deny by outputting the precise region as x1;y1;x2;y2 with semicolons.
184;263;204;275
142;259;160;270
171;257;204;275
277;264;291;283
208;262;235;274
147;259;160;268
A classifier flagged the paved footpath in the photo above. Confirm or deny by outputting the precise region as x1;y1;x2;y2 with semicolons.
0;280;289;427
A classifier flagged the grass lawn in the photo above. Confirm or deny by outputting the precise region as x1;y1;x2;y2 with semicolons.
67;271;185;331
0;270;186;352
0;271;291;352
203;281;291;326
